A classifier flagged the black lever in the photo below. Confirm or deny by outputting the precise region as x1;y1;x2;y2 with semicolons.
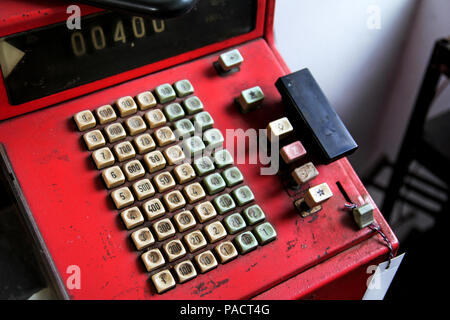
76;0;199;19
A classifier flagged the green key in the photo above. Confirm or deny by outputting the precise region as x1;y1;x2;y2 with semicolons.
155;83;176;103
173;119;195;138
183;96;204;114
243;204;265;225
193;156;215;176
193;111;214;131
222;166;244;187
234;231;258;254
174;79;194;97
224;213;246;234
213;194;236;214
253;222;277;245
232;185;254;206
163;103;185;121
213;149;234;168
183;136;205;156
203;128;224;149
203;172;226;195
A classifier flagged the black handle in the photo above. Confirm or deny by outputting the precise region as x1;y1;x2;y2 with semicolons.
77;0;199;19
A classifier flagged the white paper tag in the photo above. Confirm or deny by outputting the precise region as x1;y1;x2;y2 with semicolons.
362;253;405;300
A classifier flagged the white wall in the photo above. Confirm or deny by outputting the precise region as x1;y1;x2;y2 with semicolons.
274;0;419;174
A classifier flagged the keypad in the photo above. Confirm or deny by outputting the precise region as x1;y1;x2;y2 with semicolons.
73;80;277;294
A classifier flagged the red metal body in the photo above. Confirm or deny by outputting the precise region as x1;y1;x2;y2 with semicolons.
0;0;398;299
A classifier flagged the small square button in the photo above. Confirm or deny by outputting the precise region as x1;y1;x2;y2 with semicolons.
237;86;264;112
152;218;176;241
163;145;185;165
163;190;186;212
174;260;197;283
101;166;125;189
183;230;207;253
232;185;254;206
153;171;176;192
280;141;307;164
111;187;134;209
183;182;206;204
203;128;224;149
83;130;105;150
123;159;145;181
113;141;136;162
163;103;185;121
142;198;165;220
194;250;218;273
193;111;214;131
74;110;96;131
304;182;333;208
223;213;246;234
116;96;138;117
132;179;155;200
151;270;175;294
155;83;176;104
203;173;226;195
95;105;116;124
145;109;167;128
143;150;166;172
173;163;196;184
222;166;244;187
213;149;234;168
353;203;374;229
242;205;265;225
292;162;319;185
131;227;155;250
125;115;147;136
235;231;258;254
254;222;277;245
136;91;157;110
174;119;195;138
173;210;196;232
142;249;165;272
267;117;293;141
183;136;205;156
204;221;227;243
154;126;176;147
214;241;238;264
183;96;204;114
213;194;236;214
174;79;194;97
193;201;217;222
193;156;215;176
92;147;115;169
120;207;144;230
133;133;156;154
104;123;126;143
163;239;186;262
218;49;243;72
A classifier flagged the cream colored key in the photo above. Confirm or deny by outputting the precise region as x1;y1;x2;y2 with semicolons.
153;171;176;192
111;186;134;209
131;227;155;250
104;122;126;143
163;190;186;212
120;206;144;230
113;141;136;162
132;178;155;200
183;230;207;253
173;163;196;184
214;241;238;264
83;130;105;150
92;147;115;169
174;260;197;283
173;210;196;232
152;218;176;241
125;115;147;136
151;269;175;294
292;162;319;185
154;126;175;147
95;105;117;124
116;96;138;117
134;133;156;154
194;250;218;273
163;239;186;262
267;117;293;141
145;109;166;128
142;248;165;272
142;198;166;220
163;145;185;165
183;182;206;204
193;201;217;223
74;110;96;131
304;182;333;208
123;159;145;181
101;166;125;189
204;221;227;243
143;150;166;172
136;91;157;110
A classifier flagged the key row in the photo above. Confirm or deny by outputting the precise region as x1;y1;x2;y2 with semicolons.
150;222;277;294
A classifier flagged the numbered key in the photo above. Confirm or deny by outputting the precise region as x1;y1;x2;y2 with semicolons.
152;218;176;241
125;115;147;136
174;119;195;138
145;109;167;128
183;136;205;156
174;79;194;97
131;227;155;250
111;187;134;209
174;260;197;283
213;194;236;214
193;156;215;176
204;221;227;243
142;248;165;272
193;111;214;131
155;83;176;104
143;150;166;172
92;147;115;169
193;201;217;223
242;204;265;225
214;241;238;264
183;96;204;114
116;96;137;117
163;102;185;121
83;130;105;150
136;91;157;110
183;230;207;253
142;198;166;220
223;213;246;234
132;179;155;201
183;182;206;204
74;110;96;131
153;171;176;192
213;149;234;168
163;190;186;212
163;239;186;262
254;222;277;245
113;141;136;162
101;166;125;189
173;163;196;184
173;210;197;232
232;185;254;206
123;159;145;181
95;105;117;125
151;269;175;294
203;128;224;149
222;166;244;187
154;126;176;147
194;250;218;273
235;231;258;254
203;173;226;195
104;122;126;143
163;145;185;165
120;207;144;230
